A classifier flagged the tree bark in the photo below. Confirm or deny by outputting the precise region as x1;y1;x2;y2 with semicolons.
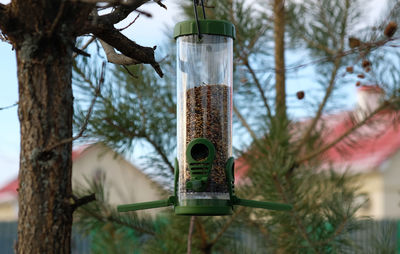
15;34;74;253
0;1;160;252
274;0;286;121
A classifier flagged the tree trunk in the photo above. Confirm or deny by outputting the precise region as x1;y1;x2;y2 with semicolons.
274;0;286;121
15;35;74;253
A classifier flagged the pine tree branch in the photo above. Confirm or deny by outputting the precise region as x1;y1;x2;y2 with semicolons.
79;205;156;235
142;132;174;174
233;105;258;141
241;59;273;119
300;33;336;56
296;56;341;152
274;0;287;121
266;36;400;73
45;62;106;151
233;105;270;155
340;0;350;50
316;217;348;247
101;118;174;173
0;102;18;110
295;2;349;152
272;174;321;254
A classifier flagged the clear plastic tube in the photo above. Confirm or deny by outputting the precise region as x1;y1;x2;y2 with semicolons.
176;34;233;203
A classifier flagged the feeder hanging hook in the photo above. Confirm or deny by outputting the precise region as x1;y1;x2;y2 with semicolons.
193;0;207;40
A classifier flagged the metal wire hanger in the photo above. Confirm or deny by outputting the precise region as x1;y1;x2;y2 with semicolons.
193;0;207;39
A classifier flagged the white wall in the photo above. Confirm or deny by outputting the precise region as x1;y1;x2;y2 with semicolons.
356;171;384;219
382;150;400;218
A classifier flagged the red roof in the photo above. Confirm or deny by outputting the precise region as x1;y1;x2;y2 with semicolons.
72;145;90;161
234;109;400;179
0;178;18;202
358;84;384;93
319;110;400;171
0;178;18;195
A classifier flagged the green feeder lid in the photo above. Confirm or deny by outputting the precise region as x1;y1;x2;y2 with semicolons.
174;19;236;39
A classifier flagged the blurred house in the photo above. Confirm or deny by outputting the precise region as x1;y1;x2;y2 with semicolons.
316;85;400;219
236;85;400;219
72;143;167;217
0;143;166;221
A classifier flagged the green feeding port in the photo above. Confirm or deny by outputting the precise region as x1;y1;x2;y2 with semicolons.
185;138;215;192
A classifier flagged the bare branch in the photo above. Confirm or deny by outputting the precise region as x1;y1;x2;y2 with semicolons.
97;1;149;24
241;59;273;119
0;102;18;110
76;0;147;6
71;193;96;212
0;3;11;33
233;105;258;141
79;1;163;76
73;45;91;57
122;65;138;78
73;36;96;58
155;0;167;9
300;33;336;56
208;206;245;247
92;24;163;76
208;191;260;249
99;39;140;65
187;216;195;254
46;62;106;151
195;219;210;250
48;1;66;37
133;9;152;17
117;13;140;31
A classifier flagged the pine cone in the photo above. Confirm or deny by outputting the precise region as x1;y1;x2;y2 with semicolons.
384;21;397;38
296;91;305;100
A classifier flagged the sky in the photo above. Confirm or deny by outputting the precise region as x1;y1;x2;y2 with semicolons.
0;0;388;187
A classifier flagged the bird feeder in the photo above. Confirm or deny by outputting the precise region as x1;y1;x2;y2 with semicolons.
117;19;292;216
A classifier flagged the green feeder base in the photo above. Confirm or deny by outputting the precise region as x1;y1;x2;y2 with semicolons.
117;155;293;215
175;199;232;216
